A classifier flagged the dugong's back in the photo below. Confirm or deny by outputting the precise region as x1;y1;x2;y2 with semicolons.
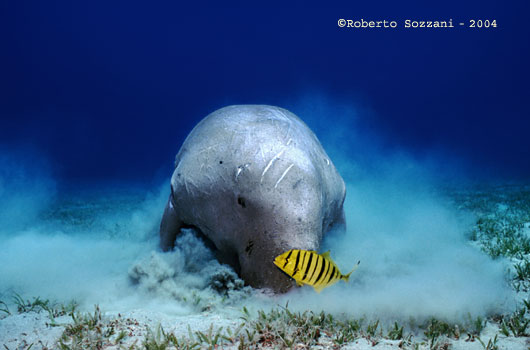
160;105;346;292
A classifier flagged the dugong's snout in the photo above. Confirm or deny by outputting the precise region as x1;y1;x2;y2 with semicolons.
241;258;294;293
237;234;318;293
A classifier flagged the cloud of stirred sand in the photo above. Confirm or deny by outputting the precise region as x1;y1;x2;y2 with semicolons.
0;95;516;322
273;95;515;321
0;151;250;314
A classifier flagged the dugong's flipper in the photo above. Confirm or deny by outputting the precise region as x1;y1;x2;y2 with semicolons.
160;194;182;251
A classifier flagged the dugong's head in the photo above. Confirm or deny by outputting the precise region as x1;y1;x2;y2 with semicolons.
160;105;346;293
228;148;346;292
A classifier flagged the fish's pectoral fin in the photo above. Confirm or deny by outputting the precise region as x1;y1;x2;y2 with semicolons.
296;281;303;287
313;284;325;293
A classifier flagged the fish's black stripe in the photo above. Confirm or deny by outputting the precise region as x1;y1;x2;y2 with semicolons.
289;250;299;275
303;252;314;281
316;262;329;287
314;257;328;285
282;250;293;269
333;268;341;280
294;250;302;275
308;255;321;283
305;254;317;282
325;265;336;285
300;253;307;280
299;251;308;277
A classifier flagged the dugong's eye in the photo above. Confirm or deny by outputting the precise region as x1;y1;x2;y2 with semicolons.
237;196;246;208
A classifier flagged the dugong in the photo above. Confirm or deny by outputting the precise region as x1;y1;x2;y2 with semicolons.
160;105;346;292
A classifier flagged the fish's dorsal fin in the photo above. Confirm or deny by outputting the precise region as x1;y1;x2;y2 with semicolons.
321;250;331;259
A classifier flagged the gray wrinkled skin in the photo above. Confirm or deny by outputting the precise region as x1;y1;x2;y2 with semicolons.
160;105;346;293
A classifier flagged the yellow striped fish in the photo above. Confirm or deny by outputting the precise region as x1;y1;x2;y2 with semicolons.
273;249;360;293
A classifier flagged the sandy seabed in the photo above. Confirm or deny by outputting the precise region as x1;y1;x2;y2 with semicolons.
1;184;530;349
1;309;529;349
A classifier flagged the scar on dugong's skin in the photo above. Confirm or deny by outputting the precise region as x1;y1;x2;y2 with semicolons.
160;105;346;293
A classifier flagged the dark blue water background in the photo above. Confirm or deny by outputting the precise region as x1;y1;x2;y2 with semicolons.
1;1;529;185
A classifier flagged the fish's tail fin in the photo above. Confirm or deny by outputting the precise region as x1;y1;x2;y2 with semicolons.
342;260;360;282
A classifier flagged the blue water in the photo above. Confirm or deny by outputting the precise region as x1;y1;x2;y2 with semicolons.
1;2;529;182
